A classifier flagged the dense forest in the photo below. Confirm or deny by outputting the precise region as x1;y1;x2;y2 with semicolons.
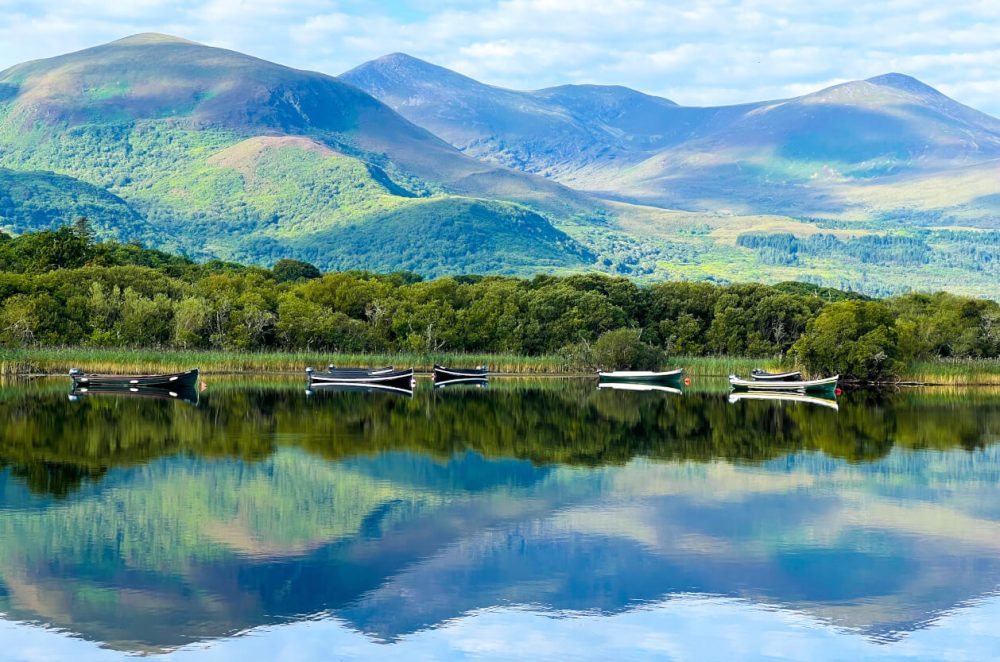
1;223;998;380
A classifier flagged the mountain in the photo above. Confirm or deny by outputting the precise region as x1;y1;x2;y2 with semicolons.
341;53;711;179
0;34;596;273
343;56;1000;222
597;73;1000;215
1;37;998;295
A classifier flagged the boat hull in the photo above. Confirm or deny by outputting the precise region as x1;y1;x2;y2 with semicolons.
729;374;838;394
597;369;684;385
70;368;200;389
432;365;488;382
308;368;415;391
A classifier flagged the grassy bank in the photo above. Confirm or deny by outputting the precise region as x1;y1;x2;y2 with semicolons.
1;348;998;384
0;347;787;378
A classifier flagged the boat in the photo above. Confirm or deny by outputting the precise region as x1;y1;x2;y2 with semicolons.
597;368;684;385
69;368;200;389
729;374;838;394
432;364;489;386
306;366;416;390
728;391;838;411
70;384;200;405
597;382;683;395
751;369;802;382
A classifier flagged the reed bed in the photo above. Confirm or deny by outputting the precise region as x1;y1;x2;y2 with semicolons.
0;348;571;376
2;348;997;384
902;358;1000;386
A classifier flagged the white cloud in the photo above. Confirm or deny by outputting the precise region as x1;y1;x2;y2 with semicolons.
0;0;998;115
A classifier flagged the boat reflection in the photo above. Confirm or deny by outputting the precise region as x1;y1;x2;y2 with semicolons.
597;382;683;395
306;383;414;398
434;377;489;389
728;390;839;411
69;384;200;405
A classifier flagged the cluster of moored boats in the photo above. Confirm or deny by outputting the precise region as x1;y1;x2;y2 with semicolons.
305;364;488;395
597;367;838;392
65;364;839;406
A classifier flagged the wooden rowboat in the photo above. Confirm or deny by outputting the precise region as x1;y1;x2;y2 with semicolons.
432;364;488;386
69;368;200;390
306;367;415;391
729;374;838;394
597;369;684;385
751;369;802;381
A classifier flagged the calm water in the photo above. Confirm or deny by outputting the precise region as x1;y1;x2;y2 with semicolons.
0;377;998;661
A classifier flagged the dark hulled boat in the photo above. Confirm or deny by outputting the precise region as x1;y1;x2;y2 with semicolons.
729;374;839;394
69;368;200;389
751;369;802;381
306;366;415;391
597;368;684;385
432;365;488;386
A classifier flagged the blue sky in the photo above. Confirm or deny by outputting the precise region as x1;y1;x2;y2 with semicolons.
0;0;998;114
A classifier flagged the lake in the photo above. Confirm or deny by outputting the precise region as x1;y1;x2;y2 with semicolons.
0;376;998;661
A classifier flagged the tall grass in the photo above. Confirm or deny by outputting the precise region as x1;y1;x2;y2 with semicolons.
0;347;570;375
3;348;998;384
903;358;1000;386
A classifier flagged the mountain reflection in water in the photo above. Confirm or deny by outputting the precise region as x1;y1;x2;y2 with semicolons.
0;377;997;657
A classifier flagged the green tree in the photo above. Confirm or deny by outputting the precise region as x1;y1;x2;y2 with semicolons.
272;259;321;283
591;328;664;370
792;300;904;381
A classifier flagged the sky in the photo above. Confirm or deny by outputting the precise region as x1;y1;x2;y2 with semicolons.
0;0;998;114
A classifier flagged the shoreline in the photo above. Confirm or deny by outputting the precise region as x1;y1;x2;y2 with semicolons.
3;348;1000;386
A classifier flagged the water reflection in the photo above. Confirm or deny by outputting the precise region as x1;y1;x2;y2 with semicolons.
0;377;997;656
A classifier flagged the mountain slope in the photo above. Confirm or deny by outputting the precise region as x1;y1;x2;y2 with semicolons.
0;35;596;273
598;74;1000;215
341;53;705;178
0;168;145;241
344;57;1000;222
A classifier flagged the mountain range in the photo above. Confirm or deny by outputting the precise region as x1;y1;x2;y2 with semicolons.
342;53;1000;221
0;34;998;295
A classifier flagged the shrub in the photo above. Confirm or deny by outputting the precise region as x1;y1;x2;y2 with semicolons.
792;300;903;381
592;328;664;370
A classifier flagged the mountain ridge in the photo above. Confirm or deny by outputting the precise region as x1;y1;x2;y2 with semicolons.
0;36;997;296
342;53;1000;220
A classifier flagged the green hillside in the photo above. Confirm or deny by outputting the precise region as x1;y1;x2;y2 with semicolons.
0;35;998;294
0;168;145;240
0;34;594;274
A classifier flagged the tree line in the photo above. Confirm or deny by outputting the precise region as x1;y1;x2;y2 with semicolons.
1;224;998;380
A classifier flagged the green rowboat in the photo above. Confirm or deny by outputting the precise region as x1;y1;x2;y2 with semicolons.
597;369;684;385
